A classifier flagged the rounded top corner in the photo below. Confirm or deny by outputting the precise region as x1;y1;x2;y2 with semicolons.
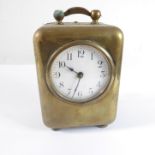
33;28;44;42
113;26;124;40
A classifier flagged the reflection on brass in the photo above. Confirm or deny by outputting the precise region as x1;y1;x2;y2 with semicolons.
33;7;123;130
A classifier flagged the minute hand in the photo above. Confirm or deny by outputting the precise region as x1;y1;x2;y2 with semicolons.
72;78;81;98
72;72;83;98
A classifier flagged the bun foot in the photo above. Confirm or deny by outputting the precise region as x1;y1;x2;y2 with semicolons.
52;128;60;131
96;125;108;128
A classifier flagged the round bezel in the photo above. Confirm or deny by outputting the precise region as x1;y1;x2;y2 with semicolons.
46;40;115;104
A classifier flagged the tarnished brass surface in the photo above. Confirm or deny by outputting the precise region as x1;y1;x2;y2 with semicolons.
33;8;123;129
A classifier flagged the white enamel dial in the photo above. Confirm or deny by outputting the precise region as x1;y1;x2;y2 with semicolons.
47;43;113;103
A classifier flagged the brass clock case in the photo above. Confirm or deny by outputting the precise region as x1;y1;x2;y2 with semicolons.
33;7;123;129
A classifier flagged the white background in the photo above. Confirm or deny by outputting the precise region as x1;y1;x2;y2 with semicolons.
0;0;155;155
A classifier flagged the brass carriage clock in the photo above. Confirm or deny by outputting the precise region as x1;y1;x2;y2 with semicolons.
33;7;123;130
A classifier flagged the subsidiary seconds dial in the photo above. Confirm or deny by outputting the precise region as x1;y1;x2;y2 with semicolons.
46;42;114;103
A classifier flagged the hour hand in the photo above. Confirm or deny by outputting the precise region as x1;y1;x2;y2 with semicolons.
66;65;78;74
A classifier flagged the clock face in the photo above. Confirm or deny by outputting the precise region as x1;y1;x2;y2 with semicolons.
46;42;113;103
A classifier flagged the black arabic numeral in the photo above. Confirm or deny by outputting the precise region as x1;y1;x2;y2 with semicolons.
77;91;82;97
98;60;103;68
67;53;72;60
100;70;106;77
67;88;72;95
78;50;85;58
59;61;66;68
89;88;93;94
59;81;64;88
54;72;61;78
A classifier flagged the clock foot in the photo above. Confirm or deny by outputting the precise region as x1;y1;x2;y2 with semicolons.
52;128;60;131
96;125;108;128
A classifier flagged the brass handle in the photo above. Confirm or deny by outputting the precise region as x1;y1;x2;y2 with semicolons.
53;7;101;24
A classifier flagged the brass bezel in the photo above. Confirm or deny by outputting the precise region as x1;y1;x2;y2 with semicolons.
46;40;115;105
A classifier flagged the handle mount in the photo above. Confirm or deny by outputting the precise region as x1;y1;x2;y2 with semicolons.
53;7;101;24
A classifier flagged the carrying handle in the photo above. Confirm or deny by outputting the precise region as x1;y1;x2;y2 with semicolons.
53;7;101;24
